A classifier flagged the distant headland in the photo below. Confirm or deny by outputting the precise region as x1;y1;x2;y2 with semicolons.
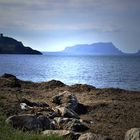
44;43;140;56
0;34;42;54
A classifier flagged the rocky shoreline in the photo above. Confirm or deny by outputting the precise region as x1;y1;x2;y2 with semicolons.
0;73;140;140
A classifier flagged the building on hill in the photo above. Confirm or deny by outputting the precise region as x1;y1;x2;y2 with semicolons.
0;33;3;37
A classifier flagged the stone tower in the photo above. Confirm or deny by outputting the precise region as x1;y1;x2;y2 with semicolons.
0;33;3;37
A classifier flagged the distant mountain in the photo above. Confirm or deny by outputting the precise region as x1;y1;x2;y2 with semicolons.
61;42;124;55
136;50;140;55
0;34;42;54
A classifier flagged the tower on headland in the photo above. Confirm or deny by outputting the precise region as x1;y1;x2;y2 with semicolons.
0;33;3;37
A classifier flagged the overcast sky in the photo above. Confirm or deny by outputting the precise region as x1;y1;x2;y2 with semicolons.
0;0;140;53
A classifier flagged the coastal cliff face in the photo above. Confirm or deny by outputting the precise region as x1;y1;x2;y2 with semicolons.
0;34;42;54
0;74;140;140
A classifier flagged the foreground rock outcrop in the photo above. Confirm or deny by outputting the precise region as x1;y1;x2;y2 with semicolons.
0;74;140;140
6;114;55;131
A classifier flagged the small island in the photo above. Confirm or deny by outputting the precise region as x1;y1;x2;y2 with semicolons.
0;34;42;54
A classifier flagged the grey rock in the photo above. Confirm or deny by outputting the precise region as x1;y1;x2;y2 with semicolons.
52;91;78;111
54;117;89;132
124;128;140;140
42;130;73;137
6;114;55;131
55;106;80;119
78;132;112;140
43;130;80;140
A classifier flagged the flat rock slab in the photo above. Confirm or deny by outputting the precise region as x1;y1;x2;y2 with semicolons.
124;128;140;140
78;132;112;140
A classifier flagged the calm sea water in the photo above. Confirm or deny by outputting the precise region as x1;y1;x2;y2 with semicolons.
0;55;140;91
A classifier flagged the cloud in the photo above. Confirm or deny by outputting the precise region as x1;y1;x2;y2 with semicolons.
0;0;139;33
0;0;124;32
0;0;139;52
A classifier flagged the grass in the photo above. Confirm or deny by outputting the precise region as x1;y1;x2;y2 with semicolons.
0;115;68;140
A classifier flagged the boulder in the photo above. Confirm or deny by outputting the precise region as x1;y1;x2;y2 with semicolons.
78;132;112;140
52;91;78;111
6;114;55;131
124;128;140;140
55;106;80;119
54;117;89;132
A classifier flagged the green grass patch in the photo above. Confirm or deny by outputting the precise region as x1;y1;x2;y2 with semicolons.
0;95;6;100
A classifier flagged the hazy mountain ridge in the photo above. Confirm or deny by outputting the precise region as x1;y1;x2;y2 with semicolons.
62;42;124;55
0;34;42;54
136;50;140;55
43;43;140;56
43;42;126;55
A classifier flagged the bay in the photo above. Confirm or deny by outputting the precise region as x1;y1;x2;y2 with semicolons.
0;54;140;91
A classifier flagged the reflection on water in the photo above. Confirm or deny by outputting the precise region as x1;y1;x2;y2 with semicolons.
0;55;140;91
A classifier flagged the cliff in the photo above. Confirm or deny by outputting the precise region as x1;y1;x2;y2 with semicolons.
0;34;42;54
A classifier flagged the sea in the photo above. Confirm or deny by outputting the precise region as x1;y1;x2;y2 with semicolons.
0;54;140;91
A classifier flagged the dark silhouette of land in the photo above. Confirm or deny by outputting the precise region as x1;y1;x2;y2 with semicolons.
62;43;124;55
137;50;140;55
43;43;140;56
0;34;42;54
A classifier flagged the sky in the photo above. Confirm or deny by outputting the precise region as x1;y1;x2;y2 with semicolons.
0;0;140;53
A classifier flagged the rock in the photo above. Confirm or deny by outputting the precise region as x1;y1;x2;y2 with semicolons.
124;128;140;140
55;106;80;119
76;103;88;114
6;114;55;131
68;119;89;132
20;103;33;110
20;106;59;119
54;117;89;132
52;91;78;111
43;130;80;140
20;98;49;108
78;132;112;140
0;73;21;88
43;130;72;137
52;94;62;105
